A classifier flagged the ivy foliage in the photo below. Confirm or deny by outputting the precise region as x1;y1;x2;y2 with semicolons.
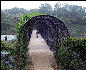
55;37;86;70
16;13;47;70
16;13;46;34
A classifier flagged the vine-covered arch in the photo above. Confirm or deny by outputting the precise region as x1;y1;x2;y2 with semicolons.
17;15;70;69
18;15;70;51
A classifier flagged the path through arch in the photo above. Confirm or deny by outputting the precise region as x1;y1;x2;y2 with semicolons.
27;30;60;70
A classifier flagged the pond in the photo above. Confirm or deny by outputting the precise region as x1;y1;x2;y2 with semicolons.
1;35;17;41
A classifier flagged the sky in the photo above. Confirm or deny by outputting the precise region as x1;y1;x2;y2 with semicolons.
1;1;86;10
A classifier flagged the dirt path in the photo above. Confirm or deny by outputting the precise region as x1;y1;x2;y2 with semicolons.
28;30;59;70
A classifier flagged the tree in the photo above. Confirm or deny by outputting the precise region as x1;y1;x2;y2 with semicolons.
53;2;62;17
19;8;28;14
28;9;39;13
39;3;52;15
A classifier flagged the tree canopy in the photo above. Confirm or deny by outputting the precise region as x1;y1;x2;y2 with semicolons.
1;2;86;37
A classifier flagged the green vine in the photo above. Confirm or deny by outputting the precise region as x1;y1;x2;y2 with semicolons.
16;13;47;70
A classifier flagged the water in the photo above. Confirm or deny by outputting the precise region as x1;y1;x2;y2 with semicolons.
1;35;17;41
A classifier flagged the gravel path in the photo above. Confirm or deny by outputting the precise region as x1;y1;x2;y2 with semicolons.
28;30;59;70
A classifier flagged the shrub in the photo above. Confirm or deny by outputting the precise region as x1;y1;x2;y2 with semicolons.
55;37;86;70
1;40;17;70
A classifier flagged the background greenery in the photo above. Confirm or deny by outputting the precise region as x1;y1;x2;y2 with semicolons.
1;2;86;37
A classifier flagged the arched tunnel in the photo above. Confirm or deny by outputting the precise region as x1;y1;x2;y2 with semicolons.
18;15;69;52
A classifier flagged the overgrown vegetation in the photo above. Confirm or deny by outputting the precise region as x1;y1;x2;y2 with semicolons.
55;37;86;70
1;40;17;70
16;13;46;70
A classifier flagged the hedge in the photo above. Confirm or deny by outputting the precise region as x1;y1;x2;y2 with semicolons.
55;37;86;70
